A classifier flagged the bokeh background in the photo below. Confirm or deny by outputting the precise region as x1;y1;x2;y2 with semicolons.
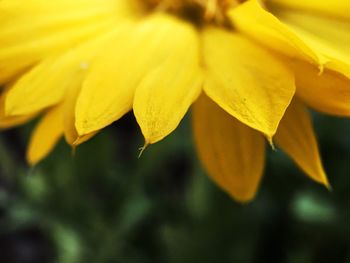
1;110;350;263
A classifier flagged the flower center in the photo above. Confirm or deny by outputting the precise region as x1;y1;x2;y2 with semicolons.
145;0;245;25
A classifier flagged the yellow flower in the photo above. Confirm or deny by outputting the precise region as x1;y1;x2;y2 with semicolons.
0;0;349;202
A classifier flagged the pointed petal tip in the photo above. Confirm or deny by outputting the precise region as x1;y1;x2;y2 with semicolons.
72;136;84;146
266;135;276;150
304;152;331;190
138;141;149;158
138;128;168;146
75;123;91;138
75;124;99;140
304;164;331;191
317;172;332;191
324;181;332;192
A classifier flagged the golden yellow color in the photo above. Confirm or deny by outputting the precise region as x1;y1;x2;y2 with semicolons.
0;0;350;202
193;95;266;202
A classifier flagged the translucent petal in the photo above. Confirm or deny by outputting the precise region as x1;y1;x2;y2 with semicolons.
275;99;329;187
192;95;266;202
228;0;325;64
290;59;350;116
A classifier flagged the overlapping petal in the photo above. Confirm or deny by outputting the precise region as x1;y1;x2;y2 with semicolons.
202;26;295;139
289;59;350;116
275;99;329;187
76;14;202;144
0;0;347;202
4;27;123;116
268;0;350;20
27;106;64;165
134;17;202;144
0;0;135;83
0;91;35;129
271;8;350;65
192;95;266;202
228;0;326;64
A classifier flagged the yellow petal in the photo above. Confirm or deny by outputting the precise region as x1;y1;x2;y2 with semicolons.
133;19;202;144
192;94;266;202
268;0;350;20
0;0;134;83
76;14;200;137
5;57;73;115
62;69;97;146
5;29;120;116
290;59;350;116
75;25;135;136
274;99;329;187
0;91;35;129
0;113;34;129
228;0;325;64
202;27;295;139
27;106;64;165
270;9;350;66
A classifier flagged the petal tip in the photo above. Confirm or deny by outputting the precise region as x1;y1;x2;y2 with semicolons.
228;190;257;204
26;150;40;167
75;120;93;137
319;173;332;191
266;135;276;150
138;142;149;158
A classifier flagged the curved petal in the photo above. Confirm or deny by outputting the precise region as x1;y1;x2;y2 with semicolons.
0;0;137;83
134;19;202;144
288;59;350;116
0;92;36;129
62;73;97;146
202;27;295;139
5;29;119;116
275;99;329;187
27;106;64;165
192;94;266;202
271;8;350;66
74;24;135;136
267;6;350;116
268;0;350;19
0;113;34;129
76;14;201;138
228;0;325;64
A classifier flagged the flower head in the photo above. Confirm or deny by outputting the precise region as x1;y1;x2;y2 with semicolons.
1;0;350;202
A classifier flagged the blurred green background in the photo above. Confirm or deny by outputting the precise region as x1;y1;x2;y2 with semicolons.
1;111;350;263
